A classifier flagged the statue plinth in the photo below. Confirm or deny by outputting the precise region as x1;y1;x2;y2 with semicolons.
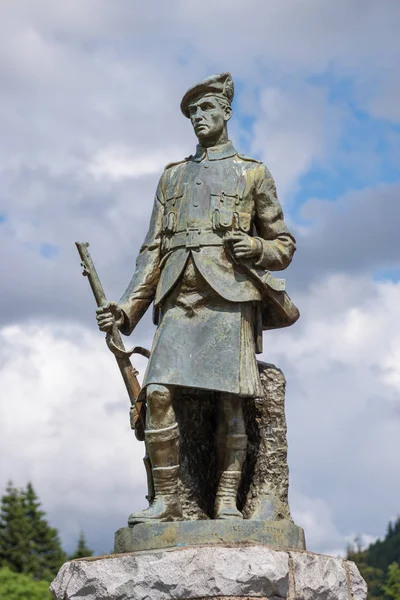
50;545;367;600
114;519;305;553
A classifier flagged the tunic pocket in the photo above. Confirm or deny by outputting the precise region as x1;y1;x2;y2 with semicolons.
163;211;176;233
220;190;240;208
165;192;184;207
238;212;251;233
162;211;176;234
213;208;234;230
210;183;241;210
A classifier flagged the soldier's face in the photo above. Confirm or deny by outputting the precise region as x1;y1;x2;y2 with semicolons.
188;96;231;142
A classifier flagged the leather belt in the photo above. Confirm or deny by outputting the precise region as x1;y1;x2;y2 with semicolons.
169;228;225;250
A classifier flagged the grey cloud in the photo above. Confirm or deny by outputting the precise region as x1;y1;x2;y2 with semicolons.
0;0;398;329
1;0;399;559
0;167;159;327
263;274;400;553
288;183;400;289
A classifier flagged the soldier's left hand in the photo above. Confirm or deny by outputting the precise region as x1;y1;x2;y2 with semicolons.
227;233;262;260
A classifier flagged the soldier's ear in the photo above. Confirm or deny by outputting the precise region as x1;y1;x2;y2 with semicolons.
224;105;232;122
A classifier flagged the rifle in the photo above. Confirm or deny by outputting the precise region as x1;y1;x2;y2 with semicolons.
75;242;150;440
76;242;155;502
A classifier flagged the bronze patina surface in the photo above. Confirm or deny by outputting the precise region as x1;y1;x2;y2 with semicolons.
91;72;302;545
114;519;305;553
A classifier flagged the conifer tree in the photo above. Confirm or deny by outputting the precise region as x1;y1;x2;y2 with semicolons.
347;518;400;599
0;482;32;574
0;482;66;581
69;531;94;560
23;483;66;580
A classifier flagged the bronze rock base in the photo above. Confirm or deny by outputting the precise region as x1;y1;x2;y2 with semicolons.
114;519;305;553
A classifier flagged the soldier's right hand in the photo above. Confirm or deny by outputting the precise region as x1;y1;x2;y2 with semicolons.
96;301;124;333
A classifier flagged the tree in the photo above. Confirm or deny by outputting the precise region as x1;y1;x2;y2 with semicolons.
347;539;385;600
0;482;66;581
23;483;66;580
347;519;400;599
69;531;94;560
0;482;32;575
384;563;400;600
0;566;52;599
367;517;400;573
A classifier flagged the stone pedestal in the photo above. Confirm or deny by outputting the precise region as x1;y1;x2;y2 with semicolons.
50;545;367;600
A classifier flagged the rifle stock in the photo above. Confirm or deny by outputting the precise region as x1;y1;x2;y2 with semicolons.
75;242;146;441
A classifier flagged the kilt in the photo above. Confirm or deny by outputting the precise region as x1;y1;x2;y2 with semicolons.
142;257;262;397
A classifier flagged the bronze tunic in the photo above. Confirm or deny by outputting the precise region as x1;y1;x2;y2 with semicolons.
142;257;262;396
119;141;297;396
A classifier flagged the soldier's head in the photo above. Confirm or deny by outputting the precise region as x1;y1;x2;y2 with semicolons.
180;73;234;146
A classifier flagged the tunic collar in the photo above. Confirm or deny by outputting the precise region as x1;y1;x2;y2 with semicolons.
193;140;237;162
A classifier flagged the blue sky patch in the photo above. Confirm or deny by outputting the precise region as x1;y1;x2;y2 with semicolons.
39;243;59;259
373;266;400;284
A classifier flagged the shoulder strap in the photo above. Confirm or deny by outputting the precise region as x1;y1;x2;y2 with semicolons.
164;157;190;171
237;153;261;164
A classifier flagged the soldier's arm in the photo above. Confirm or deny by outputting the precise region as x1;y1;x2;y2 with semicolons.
253;164;296;271
118;176;165;335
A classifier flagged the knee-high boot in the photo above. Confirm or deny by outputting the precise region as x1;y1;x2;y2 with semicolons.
214;433;247;520
128;423;182;525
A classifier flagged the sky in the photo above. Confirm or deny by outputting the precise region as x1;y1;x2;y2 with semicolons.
0;0;399;557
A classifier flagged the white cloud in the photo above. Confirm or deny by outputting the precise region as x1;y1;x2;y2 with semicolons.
251;84;342;199
0;0;399;560
1;274;399;555
87;146;178;180
291;492;345;556
265;274;400;552
0;323;151;552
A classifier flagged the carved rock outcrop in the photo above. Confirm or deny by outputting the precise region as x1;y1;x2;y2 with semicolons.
50;546;367;600
174;362;290;520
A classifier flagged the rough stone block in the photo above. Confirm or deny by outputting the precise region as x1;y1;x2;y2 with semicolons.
346;559;368;600
290;551;348;600
50;546;367;600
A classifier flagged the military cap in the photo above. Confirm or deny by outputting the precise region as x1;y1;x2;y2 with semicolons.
180;72;234;118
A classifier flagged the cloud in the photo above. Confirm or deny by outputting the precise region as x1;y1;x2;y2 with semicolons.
1;273;399;555
0;0;399;561
265;273;400;551
251;83;343;199
0;322;152;553
87;147;179;180
290;182;400;285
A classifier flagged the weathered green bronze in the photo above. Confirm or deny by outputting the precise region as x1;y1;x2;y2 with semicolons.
115;519;305;553
88;72;302;549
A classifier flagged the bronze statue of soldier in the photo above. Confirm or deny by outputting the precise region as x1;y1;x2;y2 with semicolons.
96;73;299;525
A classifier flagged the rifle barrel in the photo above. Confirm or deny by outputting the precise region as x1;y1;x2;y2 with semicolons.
75;242;144;437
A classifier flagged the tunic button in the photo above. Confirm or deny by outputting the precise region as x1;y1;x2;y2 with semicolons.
203;164;209;169
195;180;202;185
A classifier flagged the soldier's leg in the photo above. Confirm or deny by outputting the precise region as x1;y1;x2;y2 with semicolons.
214;393;248;519
128;384;182;524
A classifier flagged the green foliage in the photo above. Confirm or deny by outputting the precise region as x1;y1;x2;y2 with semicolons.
0;566;52;599
0;483;33;575
69;531;94;560
348;519;400;600
0;481;66;581
347;540;385;599
368;519;400;574
384;563;400;600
